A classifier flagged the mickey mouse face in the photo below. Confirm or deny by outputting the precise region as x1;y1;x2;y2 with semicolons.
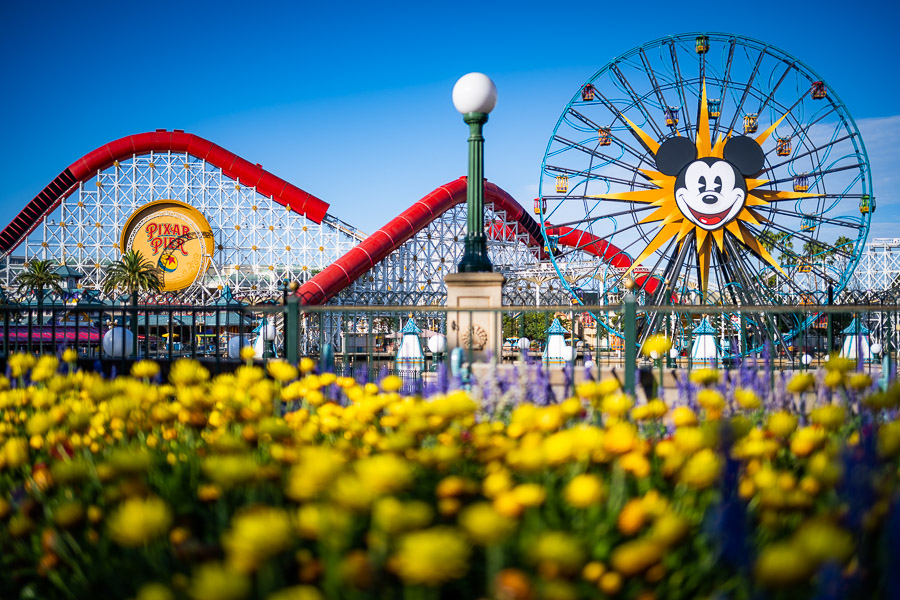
654;135;765;232
675;158;745;230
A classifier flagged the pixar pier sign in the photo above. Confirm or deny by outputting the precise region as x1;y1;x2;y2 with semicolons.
119;200;215;292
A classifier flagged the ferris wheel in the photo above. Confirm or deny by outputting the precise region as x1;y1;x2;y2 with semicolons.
537;32;873;356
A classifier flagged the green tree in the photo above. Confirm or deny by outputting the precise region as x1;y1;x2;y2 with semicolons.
102;250;163;357
758;230;795;265
502;313;551;344
17;259;63;316
101;250;163;301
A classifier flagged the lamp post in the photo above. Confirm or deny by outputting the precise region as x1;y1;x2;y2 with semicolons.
428;333;447;372
263;319;276;359
452;73;497;273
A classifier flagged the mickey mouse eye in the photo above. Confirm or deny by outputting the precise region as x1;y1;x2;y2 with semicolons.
698;175;708;192
713;176;722;193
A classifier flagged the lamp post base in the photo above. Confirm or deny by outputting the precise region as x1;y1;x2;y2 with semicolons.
457;235;493;273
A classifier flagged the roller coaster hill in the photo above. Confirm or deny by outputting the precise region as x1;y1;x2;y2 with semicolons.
0;130;580;310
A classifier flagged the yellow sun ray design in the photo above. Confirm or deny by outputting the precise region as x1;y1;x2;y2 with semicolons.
588;80;818;293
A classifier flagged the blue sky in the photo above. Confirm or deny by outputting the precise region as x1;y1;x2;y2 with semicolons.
1;0;897;239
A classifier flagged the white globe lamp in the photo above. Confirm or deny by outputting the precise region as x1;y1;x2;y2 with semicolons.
452;73;497;115
428;334;447;354
102;327;134;358
517;337;530;358
871;343;883;355
227;335;252;359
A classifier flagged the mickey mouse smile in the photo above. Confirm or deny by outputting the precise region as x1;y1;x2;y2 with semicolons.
687;204;734;227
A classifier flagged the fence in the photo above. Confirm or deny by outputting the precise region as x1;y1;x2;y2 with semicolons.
0;295;896;394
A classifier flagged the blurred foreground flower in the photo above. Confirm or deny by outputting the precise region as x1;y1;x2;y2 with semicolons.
107;496;172;547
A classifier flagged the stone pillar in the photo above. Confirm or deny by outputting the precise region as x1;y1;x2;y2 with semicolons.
445;272;505;363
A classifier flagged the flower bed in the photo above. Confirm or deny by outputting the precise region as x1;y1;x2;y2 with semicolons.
1;350;899;599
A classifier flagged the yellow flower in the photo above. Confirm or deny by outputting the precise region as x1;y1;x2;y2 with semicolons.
169;359;210;385
680;449;721;489
754;542;814;587
223;507;294;573
355;454;414;496
610;538;663;576
391;527;471;586
53;501;85;529
734;388;761;410
767;411;798;438
671;406;698;428
266;586;324;600
267;360;298;383
582;561;605;582
673;427;706;455
131;360;160;379
189;562;251;600
135;583;175;600
374;497;433;534
458;502;517;545
530;531;585;575
650;511;689;548
299;357;316;373
689;369;720;386
62;348;78;363
847;373;872;391
2;437;29;469
564;474;604;508
878;421;900;458
30;355;59;382
617;498;647;535
285;448;345;501
786;373;815;394
202;455;260;488
380;375;402;393
696;389;725;413
239;346;256;362
791;426;825;457
809;405;845;430
8;353;35;378
107;496;173;547
646;399;668;419
599;571;623;595
824;370;844;388
641;334;672;359
823;354;855;373
792;519;854;566
620;451;651;478
511;483;547;507
603;423;636;455
601;393;633;417
26;413;53;437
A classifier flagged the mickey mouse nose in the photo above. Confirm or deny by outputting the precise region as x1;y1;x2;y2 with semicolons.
702;194;718;205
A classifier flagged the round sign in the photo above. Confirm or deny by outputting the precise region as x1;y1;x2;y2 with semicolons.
119;200;214;292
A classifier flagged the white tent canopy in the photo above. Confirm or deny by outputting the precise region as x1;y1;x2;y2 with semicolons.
690;317;720;367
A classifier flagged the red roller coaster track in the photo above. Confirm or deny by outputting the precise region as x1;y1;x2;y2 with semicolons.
1;130;660;303
0;130;330;255
297;177;547;304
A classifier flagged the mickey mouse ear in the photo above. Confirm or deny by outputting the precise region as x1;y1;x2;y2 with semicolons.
655;137;697;176
723;136;765;175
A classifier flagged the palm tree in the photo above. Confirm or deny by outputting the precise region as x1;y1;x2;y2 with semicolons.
101;250;163;301
102;250;163;357
17;259;64;319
